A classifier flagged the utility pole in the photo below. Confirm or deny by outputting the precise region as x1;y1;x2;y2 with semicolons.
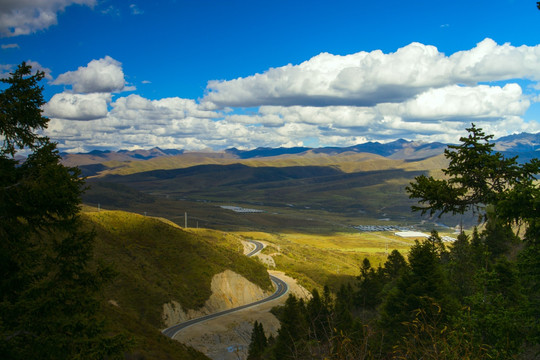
185;212;188;228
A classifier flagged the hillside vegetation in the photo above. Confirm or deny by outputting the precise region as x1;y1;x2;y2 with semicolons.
235;231;423;293
244;125;540;360
82;150;448;177
81;208;272;358
83;153;464;235
86;209;272;324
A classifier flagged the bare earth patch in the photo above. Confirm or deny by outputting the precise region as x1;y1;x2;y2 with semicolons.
162;270;272;328
172;271;309;360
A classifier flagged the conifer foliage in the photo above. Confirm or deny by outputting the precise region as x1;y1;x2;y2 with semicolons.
0;63;128;358
249;124;539;359
247;321;268;360
406;123;538;221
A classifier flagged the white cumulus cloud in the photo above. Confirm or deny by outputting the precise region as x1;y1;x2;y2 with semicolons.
382;83;529;121
203;39;540;109
43;92;110;120
109;94;220;122
42;39;540;152
0;0;95;37
53;56;130;93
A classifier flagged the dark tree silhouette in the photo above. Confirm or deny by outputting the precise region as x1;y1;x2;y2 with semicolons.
0;63;128;359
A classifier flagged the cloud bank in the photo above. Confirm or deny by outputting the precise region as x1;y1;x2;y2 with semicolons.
202;39;540;108
43;56;132;121
43;93;111;121
0;0;95;37
43;39;540;152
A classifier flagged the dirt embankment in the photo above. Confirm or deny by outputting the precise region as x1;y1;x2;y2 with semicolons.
172;270;309;360
162;270;272;328
163;239;309;360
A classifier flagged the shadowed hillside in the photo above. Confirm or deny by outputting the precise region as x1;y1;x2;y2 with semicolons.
87;164;437;224
81;152;471;233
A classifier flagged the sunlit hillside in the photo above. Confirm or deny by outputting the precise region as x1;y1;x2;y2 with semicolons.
234;230;424;292
82;208;271;359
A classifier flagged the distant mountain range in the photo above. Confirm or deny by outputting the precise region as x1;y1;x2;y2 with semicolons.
226;139;448;160
62;132;539;167
492;132;540;162
74;132;538;229
61;147;184;166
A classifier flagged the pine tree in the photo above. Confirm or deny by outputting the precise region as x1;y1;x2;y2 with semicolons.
407;123;538;226
247;321;267;360
355;258;384;310
273;294;307;360
0;63;128;358
448;232;476;301
517;243;540;347
481;210;518;259
379;234;456;346
334;283;354;333
382;249;407;281
306;288;330;343
462;258;527;357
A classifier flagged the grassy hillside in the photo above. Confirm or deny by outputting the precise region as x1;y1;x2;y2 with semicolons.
235;231;423;292
82;152;468;235
86;209;272;325
231;227;460;295
102;304;210;360
89;164;435;224
84;150;447;177
82;208;272;358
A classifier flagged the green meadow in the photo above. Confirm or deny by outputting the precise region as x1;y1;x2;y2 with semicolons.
232;230;424;292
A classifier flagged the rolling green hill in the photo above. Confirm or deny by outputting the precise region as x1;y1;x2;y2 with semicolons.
82;152;466;234
83;208;272;359
67;138;535;358
75;152;467;358
80;150;446;177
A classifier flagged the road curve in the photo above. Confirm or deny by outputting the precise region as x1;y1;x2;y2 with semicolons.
162;240;288;339
246;240;264;257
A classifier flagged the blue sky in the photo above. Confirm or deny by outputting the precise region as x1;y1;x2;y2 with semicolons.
2;0;540;152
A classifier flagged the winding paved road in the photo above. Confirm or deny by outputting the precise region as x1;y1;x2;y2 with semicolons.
246;240;264;257
162;240;289;339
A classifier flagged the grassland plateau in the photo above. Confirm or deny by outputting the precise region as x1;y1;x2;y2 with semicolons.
74;146;470;359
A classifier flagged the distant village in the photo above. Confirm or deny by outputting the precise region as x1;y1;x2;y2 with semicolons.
354;225;412;232
219;206;457;241
355;225;457;242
